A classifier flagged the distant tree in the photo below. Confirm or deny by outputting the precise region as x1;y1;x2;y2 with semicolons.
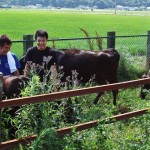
1;0;150;8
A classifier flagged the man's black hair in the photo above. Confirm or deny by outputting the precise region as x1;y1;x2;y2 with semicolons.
35;29;48;40
0;35;12;47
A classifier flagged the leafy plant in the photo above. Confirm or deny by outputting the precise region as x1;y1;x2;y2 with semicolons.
118;48;141;81
79;28;102;50
28;128;65;150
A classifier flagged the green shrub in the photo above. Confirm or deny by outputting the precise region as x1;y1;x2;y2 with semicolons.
118;49;147;81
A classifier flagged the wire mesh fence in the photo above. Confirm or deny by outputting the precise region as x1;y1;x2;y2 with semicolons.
11;33;150;80
11;40;25;57
45;35;148;75
47;37;104;50
51;35;148;55
115;35;147;55
12;34;148;57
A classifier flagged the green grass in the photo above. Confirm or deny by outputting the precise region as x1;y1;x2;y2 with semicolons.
0;9;150;58
0;9;150;40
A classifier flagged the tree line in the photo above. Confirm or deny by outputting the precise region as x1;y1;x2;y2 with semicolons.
1;0;150;9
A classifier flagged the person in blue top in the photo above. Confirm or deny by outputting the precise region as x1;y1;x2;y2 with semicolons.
0;34;21;76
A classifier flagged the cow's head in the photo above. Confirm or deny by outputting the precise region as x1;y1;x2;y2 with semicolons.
3;75;29;99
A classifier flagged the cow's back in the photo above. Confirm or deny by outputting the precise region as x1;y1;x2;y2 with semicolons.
57;48;120;84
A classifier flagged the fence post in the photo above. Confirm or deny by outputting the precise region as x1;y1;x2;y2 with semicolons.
23;35;34;54
146;31;150;69
107;31;116;49
0;72;3;142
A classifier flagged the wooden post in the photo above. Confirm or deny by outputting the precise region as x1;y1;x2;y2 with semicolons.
23;35;34;54
107;31;116;49
0;72;3;142
146;31;150;69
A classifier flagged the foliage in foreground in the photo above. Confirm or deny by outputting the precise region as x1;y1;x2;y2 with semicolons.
20;112;150;150
1;49;150;149
118;47;147;81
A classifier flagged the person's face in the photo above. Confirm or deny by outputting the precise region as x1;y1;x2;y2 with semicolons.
0;44;11;55
36;36;47;50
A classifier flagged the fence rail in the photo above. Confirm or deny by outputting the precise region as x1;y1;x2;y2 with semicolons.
0;78;150;109
12;34;148;43
0;78;150;149
0;108;149;150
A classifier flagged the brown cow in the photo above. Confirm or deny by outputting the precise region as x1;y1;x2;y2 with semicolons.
2;48;119;132
56;48;120;105
19;48;120;105
3;75;29;99
2;75;29;139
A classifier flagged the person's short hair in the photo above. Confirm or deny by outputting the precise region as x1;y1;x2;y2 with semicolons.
0;35;12;47
35;29;48;40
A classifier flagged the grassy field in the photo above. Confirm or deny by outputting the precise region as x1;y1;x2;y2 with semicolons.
0;8;150;40
0;8;150;58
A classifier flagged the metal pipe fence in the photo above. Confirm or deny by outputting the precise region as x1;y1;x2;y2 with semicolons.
1;78;150;109
0;77;150;149
0;108;149;150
